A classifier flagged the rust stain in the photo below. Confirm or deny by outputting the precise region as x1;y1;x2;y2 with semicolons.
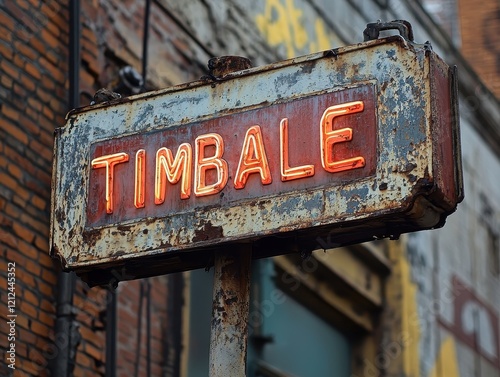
192;221;224;243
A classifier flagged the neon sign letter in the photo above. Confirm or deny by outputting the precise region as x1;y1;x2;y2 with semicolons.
320;101;365;173
194;133;228;196
234;125;272;189
91;152;129;214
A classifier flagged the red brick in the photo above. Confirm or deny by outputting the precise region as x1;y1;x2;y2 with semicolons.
35;169;51;188
7;162;23;180
1;73;13;88
13;53;26;69
24;288;40;306
76;351;94;368
16;341;29;358
4;202;20;221
14;40;38;61
0;154;8;168
16;0;31;11
15;266;36;287
38;130;54;149
30;139;53;162
30;320;50;337
41;266;57;285
84;342;104;362
36;114;56;134
81;25;97;45
4;146;34;175
80;67;96;89
19;72;37;92
25;61;42;80
30;37;47;56
81;48;98;69
41;105;55;121
19;114;41;137
39;56;65;84
1;122;29;145
20;214;49;236
0;230;17;249
0;10;16;32
1;105;21;123
5;1;37;37
25;258;41;276
13;82;28;98
25;178;48;198
27;0;41;9
40;298;55;312
36;87;52;104
45;18;61;38
22;203;42;219
13;184;30;201
13;222;35;243
34;236;48;255
16;313;30;331
31;195;47;211
20;301;38;318
6;248;29;267
40;73;57;91
0;41;13;59
40;28;59;49
0;60;20;81
18;242;40;264
38;311;55;327
27;97;43;112
0;171;19;191
79;326;104;348
37;280;55;297
41;3;68;34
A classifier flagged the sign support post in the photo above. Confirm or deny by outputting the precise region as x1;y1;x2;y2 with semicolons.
209;247;252;377
205;57;254;377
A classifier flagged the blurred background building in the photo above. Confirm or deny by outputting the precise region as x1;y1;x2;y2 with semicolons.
0;0;499;376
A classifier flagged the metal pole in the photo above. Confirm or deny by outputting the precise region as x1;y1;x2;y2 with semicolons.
105;289;116;377
209;246;252;377
203;55;253;377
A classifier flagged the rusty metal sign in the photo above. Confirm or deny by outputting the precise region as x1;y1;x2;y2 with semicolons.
51;35;463;285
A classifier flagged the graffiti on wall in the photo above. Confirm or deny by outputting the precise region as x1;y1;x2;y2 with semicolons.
255;0;340;58
440;276;500;368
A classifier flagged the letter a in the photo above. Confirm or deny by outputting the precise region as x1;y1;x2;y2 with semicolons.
234;125;272;189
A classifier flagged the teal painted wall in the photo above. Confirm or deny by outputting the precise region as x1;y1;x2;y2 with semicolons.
187;259;351;377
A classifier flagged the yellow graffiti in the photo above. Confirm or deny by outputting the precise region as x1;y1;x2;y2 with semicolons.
256;0;340;58
401;256;420;377
428;337;461;377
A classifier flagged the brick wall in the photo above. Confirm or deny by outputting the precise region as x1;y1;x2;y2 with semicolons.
0;0;69;375
458;0;500;98
0;0;200;375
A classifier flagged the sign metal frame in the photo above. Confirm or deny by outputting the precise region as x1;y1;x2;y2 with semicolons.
50;36;463;286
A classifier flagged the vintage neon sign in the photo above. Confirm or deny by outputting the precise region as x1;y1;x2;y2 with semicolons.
91;101;366;214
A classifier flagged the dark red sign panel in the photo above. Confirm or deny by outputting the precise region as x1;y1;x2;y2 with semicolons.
87;84;377;228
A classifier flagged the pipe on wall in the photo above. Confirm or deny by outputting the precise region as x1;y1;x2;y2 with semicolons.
50;0;81;375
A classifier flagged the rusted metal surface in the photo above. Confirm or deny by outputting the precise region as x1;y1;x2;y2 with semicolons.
209;248;251;377
50;35;463;285
207;56;252;79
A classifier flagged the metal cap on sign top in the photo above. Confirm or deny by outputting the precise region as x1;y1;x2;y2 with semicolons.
363;20;415;42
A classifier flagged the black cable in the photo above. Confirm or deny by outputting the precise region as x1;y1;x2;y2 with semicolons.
134;281;145;377
140;0;153;372
105;289;117;377
141;0;152;90
146;280;152;376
